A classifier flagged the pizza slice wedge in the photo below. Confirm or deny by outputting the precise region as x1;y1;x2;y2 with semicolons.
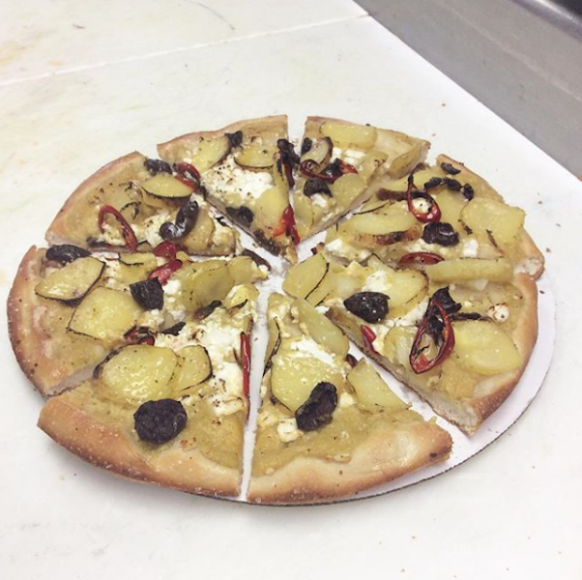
158;116;299;263
37;283;258;497
292;116;430;240
247;293;452;504
46;151;238;257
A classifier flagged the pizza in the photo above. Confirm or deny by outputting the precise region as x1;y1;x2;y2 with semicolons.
7;115;545;503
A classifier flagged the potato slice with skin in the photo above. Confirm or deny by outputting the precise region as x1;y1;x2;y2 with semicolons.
426;258;513;284
172;345;213;396
346;202;417;235
99;345;177;405
282;253;328;300
181;208;216;253
191;136;232;173
294;298;349;358
181;263;234;312
348;359;407;411
265;317;281;367
223;284;259;309
35;257;105;303
68;287;142;343
141;173;194;200
452;320;522;375
235;143;277;170
256;185;288;228
358;150;389;182
434;190;465;230
320;122;377;149
330;173;366;208
226;256;262;285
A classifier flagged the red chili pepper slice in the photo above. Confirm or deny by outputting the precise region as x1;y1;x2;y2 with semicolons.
153;241;178;260
272;206;301;245
337;159;358;175
124;326;156;346
148;259;183;285
409;300;455;374
175;162;201;183
175;175;197;189
361;325;378;354
346;353;358;368
398;252;445;266
299;159;358;183
406;174;441;223
98;205;139;251
240;332;251;399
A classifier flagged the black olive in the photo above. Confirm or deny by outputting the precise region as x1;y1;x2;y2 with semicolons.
320;159;343;181
431;287;461;316
376;188;407;201
130;278;164;310
300;137;313;155
161;321;186;335
46;244;91;264
160;201;199;241
226;131;243;148
303;178;332;197
240;249;271;270
194;300;222;320
422;222;460;246
277;139;300;167
134;399;187;444
424;177;445;190
254;229;282;255
462;183;474;200
344;292;389;323
144;158;172;175
295;382;338;432
440;162;461;175
443;177;462;191
227;206;254;227
449;312;486;322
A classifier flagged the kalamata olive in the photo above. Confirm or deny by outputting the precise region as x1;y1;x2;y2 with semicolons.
254;229;282;255
376;188;407;201
449;312;486;322
227;205;254;227
300;137;313;155
161;321;186;335
303;177;332;197
462;183;474;200
422;222;460;246
130;278;164;310
144;158;172;175
443;177;462;191
344;292;389;323
46;244;91;264
160;201;199;241
295;382;338;432
440;162;461;175
424;177;445;190
134;399;187;444
277;139;300;167
226;131;243;148
431;287;461;316
320;159;344;181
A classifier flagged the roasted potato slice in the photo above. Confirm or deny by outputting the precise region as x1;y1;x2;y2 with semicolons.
141;173;194;201
180;262;234;312
172;345;213;396
191;135;232;172
330;173;366;208
256;185;288;228
320;122;377;149
282;253;328;300
235;143;277;170
425;258;514;284
347;359;407;411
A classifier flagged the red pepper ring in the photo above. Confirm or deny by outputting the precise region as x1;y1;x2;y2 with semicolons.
98;205;139;252
175;162;201;183
336;159;358;175
398;252;445;266
409;300;455;374
360;325;378;354
406;174;441;224
124;326;156;346
240;332;251;399
153;241;178;260
148;259;183;285
272;206;301;245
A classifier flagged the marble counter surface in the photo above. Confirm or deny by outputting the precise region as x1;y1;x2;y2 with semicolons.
1;1;580;578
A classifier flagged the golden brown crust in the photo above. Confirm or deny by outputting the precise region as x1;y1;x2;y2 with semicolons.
38;393;241;497
7;246;106;397
45;152;147;246
248;420;451;504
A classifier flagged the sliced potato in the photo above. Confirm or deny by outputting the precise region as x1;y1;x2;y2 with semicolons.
223;283;259;309
347;359;407;411
141;173;194;200
435;190;465;230
320;122;377;149
119;253;157;267
282;253;328;299
68;287;142;343
256;185;288;228
181;207;216;252
227;256;265;285
358;150;389;181
425;258;513;284
293;190;314;230
293;299;349;358
191;136;232;172
452;320;522;375
98;345;177;404
35;257;105;303
181;262;234;311
330;173;366;208
300;137;332;167
171;345;213;396
381;326;416;369
235;143;277;170
265;317;281;368
346;202;417;235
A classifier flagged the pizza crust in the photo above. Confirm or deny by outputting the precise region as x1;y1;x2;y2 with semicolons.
248;420;451;504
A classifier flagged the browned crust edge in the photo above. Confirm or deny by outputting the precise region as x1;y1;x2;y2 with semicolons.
248;420;452;505
328;273;539;435
38;395;241;497
45;151;147;245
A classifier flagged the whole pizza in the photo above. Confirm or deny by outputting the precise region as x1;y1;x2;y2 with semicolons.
8;115;544;504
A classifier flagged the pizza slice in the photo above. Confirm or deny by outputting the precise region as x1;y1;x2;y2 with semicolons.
324;155;544;279
38;283;258;497
157;116;299;263
285;253;538;435
46;151;238;256
292;117;430;240
8;243;267;396
247;293;452;504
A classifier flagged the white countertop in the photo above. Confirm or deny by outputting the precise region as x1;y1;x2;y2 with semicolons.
1;1;580;578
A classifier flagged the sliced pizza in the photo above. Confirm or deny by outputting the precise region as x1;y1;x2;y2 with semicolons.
247;293;452;504
286;254;539;435
38;284;258;497
8;243;267;396
46;151;238;256
324;155;544;279
157;116;299;263
292;117;430;240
